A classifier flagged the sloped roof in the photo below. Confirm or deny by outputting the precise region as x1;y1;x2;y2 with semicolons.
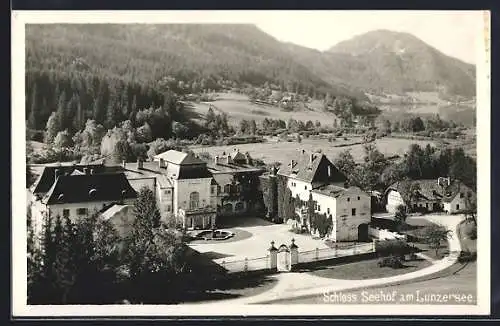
212;173;234;187
277;151;347;184
312;184;346;198
101;204;133;221
31;164;117;194
386;179;472;203
122;162;172;188
42;173;137;205
154;150;205;165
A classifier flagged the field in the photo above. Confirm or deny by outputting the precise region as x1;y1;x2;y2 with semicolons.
190;136;436;164
185;92;339;126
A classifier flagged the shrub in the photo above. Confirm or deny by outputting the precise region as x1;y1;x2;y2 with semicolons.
377;256;404;269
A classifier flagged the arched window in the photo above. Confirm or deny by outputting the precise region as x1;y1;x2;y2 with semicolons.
189;192;200;210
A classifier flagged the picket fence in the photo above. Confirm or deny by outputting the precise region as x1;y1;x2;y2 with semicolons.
219;242;375;274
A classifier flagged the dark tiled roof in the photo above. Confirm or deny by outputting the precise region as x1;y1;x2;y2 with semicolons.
277;151;347;184
386;179;473;203
42;173;137;205
32;164;120;194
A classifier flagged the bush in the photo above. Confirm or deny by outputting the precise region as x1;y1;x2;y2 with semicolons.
457;251;477;263
377;256;404;269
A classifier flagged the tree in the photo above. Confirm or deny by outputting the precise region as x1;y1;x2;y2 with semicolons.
334;150;356;177
45;111;61;144
249;119;257;135
113;140;132;163
239;119;249;134
172;121;189;139
135;122;153;143
124;187;189;302
394;205;407;231
423;224;452;257
53;130;73;149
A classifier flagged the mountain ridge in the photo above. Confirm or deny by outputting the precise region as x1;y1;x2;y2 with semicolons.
25;24;476;100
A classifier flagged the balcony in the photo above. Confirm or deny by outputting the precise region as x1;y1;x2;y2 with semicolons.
179;205;217;216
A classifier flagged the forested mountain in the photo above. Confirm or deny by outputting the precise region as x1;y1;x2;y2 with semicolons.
26;24;340;97
325;30;476;97
25;25;476;137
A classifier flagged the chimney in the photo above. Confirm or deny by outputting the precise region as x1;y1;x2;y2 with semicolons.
54;169;61;182
214;155;219;165
137;158;144;170
122;160;126;169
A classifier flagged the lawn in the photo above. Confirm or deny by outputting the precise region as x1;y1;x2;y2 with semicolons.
178;273;279;303
306;257;433;280
402;217;451;260
275;261;476;304
190;136;436;164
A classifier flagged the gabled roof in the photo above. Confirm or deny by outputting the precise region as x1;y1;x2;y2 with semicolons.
42;173;137;205
386;179;473;203
277;151;347;184
154;150;205;165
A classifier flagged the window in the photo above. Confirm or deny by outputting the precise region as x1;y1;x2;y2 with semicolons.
347;197;350;202
460;193;464;198
317;205;321;211
224;184;231;193
456;204;460;210
351;208;356;216
63;209;70;218
467;192;472;198
304;185;307;190
357;196;360;200
217;185;221;194
189;192;200;210
164;190;171;195
327;208;330;214
166;205;171;212
77;208;87;215
211;186;215;195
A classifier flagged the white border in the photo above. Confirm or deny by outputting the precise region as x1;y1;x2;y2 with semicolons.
11;10;491;317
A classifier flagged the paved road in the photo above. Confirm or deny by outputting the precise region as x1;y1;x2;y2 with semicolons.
199;213;463;305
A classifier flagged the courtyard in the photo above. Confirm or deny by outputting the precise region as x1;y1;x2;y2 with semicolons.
187;216;334;266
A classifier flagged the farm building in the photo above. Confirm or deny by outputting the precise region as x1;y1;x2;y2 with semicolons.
384;177;476;214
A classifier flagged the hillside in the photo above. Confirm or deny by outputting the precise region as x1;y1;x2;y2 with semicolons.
26;24;346;98
325;30;476;98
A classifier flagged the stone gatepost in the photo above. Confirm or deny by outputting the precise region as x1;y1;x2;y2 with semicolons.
290;238;299;267
268;241;278;270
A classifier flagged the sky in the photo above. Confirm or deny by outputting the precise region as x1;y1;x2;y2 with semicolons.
254;11;483;64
